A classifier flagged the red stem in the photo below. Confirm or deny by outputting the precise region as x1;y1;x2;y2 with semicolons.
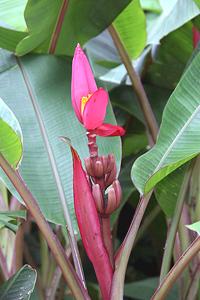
49;0;69;54
102;217;114;268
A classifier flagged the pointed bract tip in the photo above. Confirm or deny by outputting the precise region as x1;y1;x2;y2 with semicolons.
75;43;83;55
59;136;71;146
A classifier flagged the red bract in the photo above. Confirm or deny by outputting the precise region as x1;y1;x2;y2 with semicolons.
71;145;113;300
71;44;125;137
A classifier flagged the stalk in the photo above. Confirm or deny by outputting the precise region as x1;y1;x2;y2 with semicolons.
159;166;192;281
151;236;200;299
108;24;158;143
110;193;152;300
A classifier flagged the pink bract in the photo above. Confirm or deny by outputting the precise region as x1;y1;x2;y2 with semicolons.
71;44;125;136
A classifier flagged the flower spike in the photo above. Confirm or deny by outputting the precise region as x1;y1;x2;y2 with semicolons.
71;44;125;137
70;145;113;300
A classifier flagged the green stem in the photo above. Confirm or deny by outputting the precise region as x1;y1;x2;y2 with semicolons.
159;165;192;282
40;232;49;287
0;180;8;206
110;193;152;300
14;222;24;273
0;153;89;300
151;235;200;300
108;24;158;143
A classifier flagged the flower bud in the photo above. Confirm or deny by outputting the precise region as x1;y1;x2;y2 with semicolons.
94;160;104;178
105;180;122;215
112;180;122;207
107;154;115;173
92;184;104;213
84;157;94;176
105;162;117;187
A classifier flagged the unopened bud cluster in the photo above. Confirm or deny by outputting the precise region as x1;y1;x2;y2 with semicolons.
85;154;122;216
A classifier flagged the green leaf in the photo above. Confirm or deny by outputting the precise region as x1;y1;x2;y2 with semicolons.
0;210;26;233
0;27;27;53
0;0;27;31
147;0;200;44
123;133;148;157
1;0;131;56
124;277;178;300
186;221;200;233
155;164;188;217
0;97;23;168
0;265;36;300
146;22;194;90
140;0;162;13
132;49;200;195
114;0;147;59
194;0;200;9
0;50;122;229
111;84;171;125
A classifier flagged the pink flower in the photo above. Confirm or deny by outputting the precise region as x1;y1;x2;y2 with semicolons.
71;145;113;300
71;44;125;137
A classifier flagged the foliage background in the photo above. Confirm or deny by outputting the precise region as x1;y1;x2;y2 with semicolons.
0;0;200;299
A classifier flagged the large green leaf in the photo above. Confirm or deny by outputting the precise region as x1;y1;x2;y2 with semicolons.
194;0;200;9
132;49;200;195
147;0;200;44
91;0;199;88
140;0;162;13
0;210;26;233
0;98;23;168
0;50;122;229
146;22;194;90
110;84;171;124
0;265;36;300
0;0;27;31
0;0;131;56
114;0;147;59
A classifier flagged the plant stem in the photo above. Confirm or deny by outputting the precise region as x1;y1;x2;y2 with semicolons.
46;266;62;300
159;166;192;281
0;154;89;300
14;222;24;273
184;262;200;299
40;232;49;288
151;236;200;299
0;181;8;206
108;24;158;143
16;57;86;288
110;193;152;300
0;247;9;280
48;0;69;54
102;217;114;268
87;132;98;158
